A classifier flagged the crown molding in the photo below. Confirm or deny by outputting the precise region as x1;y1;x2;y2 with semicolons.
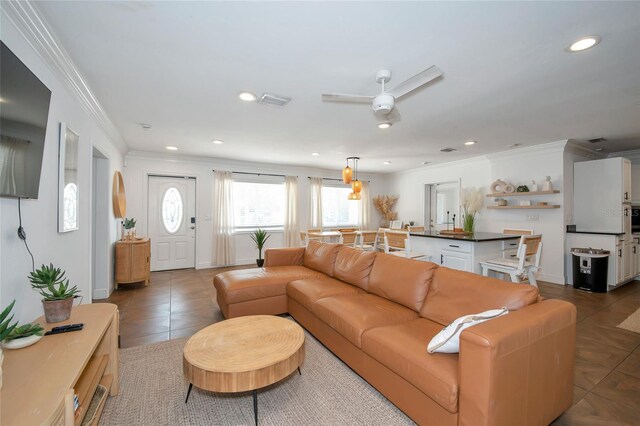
565;140;606;159
1;1;128;154
484;140;568;162
609;149;640;163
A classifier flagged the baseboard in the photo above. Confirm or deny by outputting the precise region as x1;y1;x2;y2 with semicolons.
539;273;565;285
197;261;213;270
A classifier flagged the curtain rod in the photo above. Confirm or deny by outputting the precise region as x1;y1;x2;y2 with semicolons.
213;170;297;178
308;176;370;183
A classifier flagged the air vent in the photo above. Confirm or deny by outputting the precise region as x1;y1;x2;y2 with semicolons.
588;137;607;143
258;93;291;107
440;148;456;152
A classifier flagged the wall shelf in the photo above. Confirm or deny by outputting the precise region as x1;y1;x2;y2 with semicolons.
487;205;560;209
486;190;560;197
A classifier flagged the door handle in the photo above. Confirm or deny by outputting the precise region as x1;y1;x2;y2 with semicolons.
624;191;629;200
190;226;195;230
619;249;622;258
440;254;444;264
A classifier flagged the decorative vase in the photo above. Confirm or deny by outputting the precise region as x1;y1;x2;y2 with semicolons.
256;259;265;268
542;176;553;191
490;179;507;194
42;298;74;323
380;219;390;228
530;180;538;192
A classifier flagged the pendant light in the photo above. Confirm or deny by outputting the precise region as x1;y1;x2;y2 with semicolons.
342;158;353;184
345;157;361;200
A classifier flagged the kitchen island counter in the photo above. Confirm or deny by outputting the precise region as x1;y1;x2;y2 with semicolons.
410;231;520;242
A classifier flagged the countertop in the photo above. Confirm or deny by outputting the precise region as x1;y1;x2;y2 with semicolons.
567;230;625;236
409;231;520;242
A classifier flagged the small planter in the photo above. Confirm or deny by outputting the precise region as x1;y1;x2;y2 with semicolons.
42;298;74;323
256;259;265;268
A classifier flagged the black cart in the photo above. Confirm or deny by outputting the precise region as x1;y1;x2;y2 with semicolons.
571;248;610;293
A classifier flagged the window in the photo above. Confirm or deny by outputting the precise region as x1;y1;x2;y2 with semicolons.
162;187;183;233
322;186;359;227
233;181;285;230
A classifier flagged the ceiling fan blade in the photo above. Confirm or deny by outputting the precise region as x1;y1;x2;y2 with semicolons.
388;66;443;99
322;93;374;103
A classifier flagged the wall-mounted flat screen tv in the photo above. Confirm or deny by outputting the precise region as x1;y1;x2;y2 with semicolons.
1;41;52;199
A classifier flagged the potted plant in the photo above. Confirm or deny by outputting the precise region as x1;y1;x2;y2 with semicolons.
461;187;484;233
123;217;137;239
29;264;80;323
250;229;271;267
0;300;17;389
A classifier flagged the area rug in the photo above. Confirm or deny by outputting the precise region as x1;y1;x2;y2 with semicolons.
617;307;640;333
101;330;414;425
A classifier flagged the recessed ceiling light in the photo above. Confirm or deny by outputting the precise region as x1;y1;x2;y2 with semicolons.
212;140;224;145
383;161;391;165
377;122;392;129
238;91;257;102
422;161;431;165
568;36;600;52
140;123;152;131
165;146;178;151
311;152;320;156
594;147;604;152
464;140;477;146
506;143;520;148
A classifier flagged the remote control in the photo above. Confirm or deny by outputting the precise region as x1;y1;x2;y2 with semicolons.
51;323;84;331
45;325;84;335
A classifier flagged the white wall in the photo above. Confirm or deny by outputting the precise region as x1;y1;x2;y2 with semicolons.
123;152;391;268
0;14;125;322
387;141;572;284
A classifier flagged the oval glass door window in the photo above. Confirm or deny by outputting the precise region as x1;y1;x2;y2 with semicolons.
162;187;183;233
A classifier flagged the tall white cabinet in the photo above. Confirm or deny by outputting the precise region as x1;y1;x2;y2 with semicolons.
574;157;632;234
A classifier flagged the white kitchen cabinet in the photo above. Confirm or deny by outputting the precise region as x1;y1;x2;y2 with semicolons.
441;250;473;271
634;235;640;278
623;242;633;281
574;157;632;233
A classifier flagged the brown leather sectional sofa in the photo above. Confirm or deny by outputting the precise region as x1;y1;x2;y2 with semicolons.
214;241;576;425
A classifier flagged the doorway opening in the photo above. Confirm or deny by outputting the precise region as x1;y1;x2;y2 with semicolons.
424;180;460;231
91;147;110;299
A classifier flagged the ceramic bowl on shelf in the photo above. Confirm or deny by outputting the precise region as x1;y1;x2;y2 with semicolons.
2;334;43;350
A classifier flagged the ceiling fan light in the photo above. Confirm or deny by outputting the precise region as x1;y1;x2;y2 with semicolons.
342;165;353;184
377;122;392;129
568;36;600;52
352;179;362;193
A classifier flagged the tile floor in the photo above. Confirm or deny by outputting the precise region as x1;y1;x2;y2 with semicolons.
97;269;640;425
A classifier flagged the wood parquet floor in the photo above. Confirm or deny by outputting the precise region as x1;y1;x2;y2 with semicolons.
97;269;640;425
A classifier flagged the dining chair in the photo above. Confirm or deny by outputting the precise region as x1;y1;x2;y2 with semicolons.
480;235;543;287
502;228;534;258
375;228;389;252
383;230;429;260
502;228;534;235
407;226;425;232
357;231;378;251
307;228;322;233
338;232;358;247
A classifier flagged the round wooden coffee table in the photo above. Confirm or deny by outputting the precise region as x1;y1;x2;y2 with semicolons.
183;315;305;425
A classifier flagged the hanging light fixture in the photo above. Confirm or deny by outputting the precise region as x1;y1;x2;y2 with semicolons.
342;158;353;184
345;156;361;200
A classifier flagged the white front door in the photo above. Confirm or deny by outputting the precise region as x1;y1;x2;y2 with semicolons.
148;176;196;271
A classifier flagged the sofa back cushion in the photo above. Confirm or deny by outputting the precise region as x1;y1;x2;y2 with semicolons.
333;246;377;290
420;267;540;325
367;253;439;312
303;240;342;277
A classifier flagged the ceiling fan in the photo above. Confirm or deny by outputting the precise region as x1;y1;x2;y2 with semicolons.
321;66;443;126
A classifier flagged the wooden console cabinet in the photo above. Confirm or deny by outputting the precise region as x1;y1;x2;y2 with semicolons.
115;238;150;288
1;303;119;426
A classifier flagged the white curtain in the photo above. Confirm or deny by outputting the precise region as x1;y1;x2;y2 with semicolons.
308;177;323;229
358;181;372;230
283;176;300;247
213;171;235;265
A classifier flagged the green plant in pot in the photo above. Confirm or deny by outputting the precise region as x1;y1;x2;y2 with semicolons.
250;229;271;267
0;300;17;389
29;264;80;323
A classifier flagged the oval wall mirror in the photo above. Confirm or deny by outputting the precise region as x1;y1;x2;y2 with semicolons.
112;171;127;218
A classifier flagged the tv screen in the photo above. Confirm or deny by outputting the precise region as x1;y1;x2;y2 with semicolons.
1;41;52;199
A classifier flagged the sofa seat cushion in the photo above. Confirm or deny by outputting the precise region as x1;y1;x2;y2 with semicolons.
214;266;324;304
362;318;459;414
420;267;539;325
287;278;364;311
312;294;418;348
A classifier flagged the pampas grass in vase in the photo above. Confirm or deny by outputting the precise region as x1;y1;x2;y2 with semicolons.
461;187;483;233
373;195;399;228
